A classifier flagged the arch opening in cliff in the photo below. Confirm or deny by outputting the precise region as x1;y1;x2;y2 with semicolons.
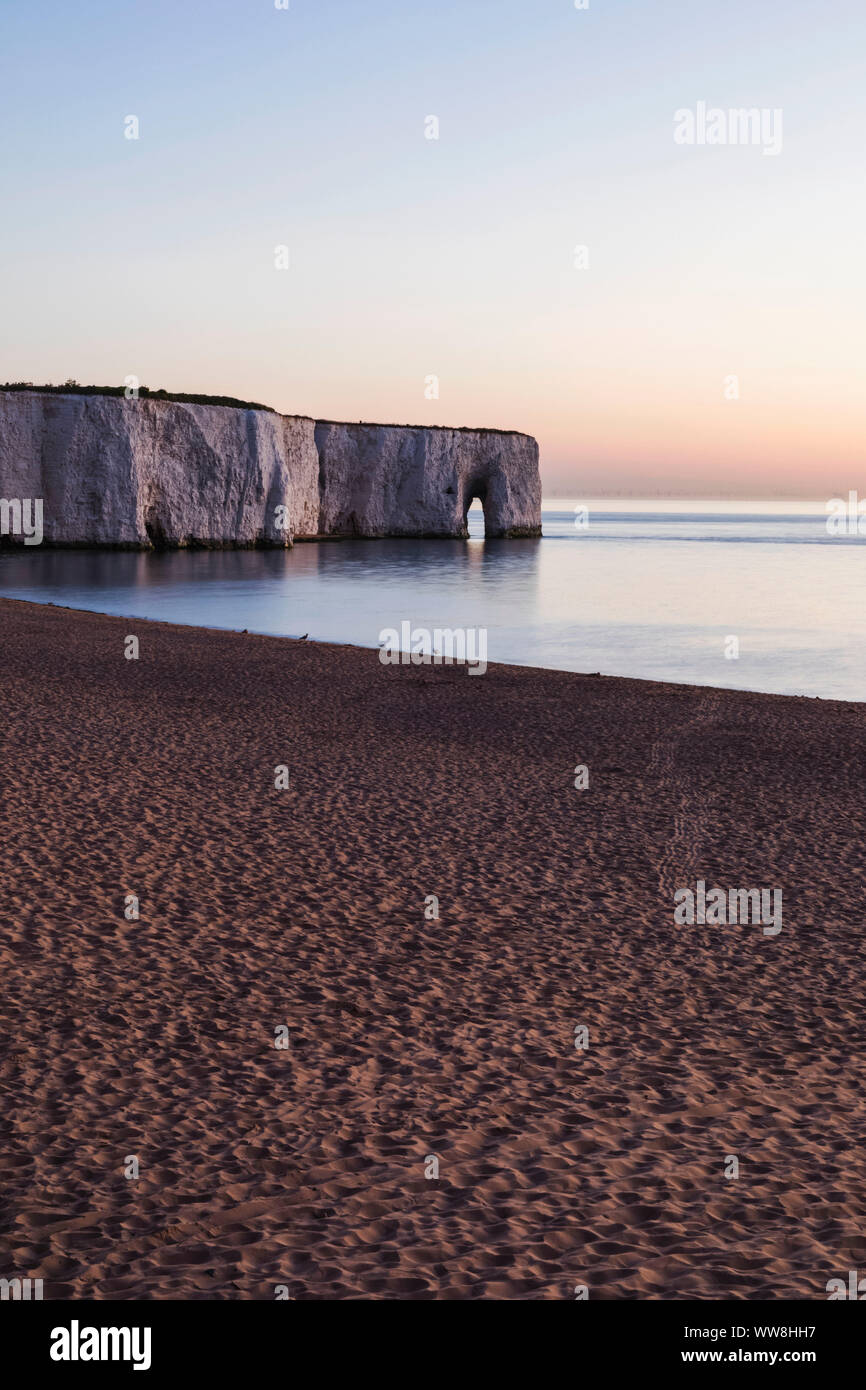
463;482;489;537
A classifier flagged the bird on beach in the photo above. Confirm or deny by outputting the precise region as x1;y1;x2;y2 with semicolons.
298;633;309;641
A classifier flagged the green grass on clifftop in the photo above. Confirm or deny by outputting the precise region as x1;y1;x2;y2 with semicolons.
0;382;274;412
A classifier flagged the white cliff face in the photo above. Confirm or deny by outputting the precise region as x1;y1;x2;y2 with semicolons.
0;392;541;546
127;402;317;549
0;392;317;547
282;413;320;540
314;422;541;538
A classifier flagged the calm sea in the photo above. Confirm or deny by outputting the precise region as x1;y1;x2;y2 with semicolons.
0;500;861;700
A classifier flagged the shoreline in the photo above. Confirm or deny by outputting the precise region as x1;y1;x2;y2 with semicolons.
0;594;852;707
1;595;864;1299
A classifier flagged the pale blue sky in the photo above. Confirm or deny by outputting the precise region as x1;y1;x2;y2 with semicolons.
2;0;864;493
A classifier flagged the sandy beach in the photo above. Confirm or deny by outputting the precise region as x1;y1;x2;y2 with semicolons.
1;595;864;1300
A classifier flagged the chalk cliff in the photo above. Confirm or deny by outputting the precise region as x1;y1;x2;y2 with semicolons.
0;391;541;546
315;421;541;539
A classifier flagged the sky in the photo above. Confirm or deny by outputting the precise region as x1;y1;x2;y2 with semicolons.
1;0;864;497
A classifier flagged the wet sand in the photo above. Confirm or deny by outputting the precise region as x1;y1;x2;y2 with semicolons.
1;595;864;1300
